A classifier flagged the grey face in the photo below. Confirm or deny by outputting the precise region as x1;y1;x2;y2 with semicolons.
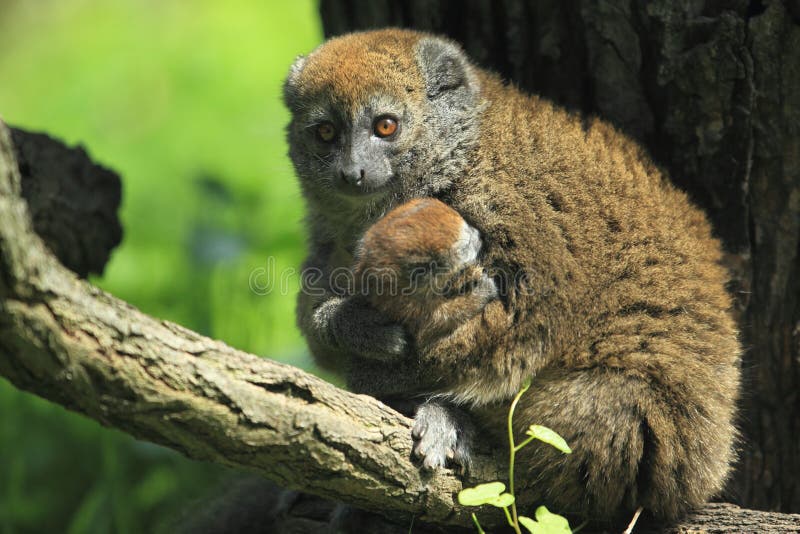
287;94;417;201
284;36;482;217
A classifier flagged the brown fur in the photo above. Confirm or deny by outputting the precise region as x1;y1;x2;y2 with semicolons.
354;198;495;348
287;29;741;522
287;31;425;119
356;198;464;270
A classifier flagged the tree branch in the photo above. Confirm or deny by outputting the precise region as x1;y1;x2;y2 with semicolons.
0;119;503;528
1;119;799;532
9;127;122;277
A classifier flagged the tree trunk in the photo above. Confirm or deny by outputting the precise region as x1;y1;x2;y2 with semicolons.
320;0;800;515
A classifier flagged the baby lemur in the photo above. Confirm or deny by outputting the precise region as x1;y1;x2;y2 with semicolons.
285;29;740;522
353;198;497;473
353;197;497;351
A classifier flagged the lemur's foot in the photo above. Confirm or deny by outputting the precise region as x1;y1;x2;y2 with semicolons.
411;401;474;474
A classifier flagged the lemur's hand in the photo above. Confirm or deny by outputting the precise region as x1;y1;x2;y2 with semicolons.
322;296;411;361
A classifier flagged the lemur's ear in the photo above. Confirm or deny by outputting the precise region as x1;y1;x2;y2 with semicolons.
416;37;477;99
282;54;307;109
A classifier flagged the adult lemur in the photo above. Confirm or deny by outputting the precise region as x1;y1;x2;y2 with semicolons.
284;28;740;522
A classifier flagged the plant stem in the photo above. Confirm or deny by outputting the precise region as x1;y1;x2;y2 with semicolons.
507;380;531;534
503;505;515;528
514;435;535;452
471;513;486;534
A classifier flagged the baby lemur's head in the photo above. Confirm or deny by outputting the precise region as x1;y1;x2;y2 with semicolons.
354;198;497;344
283;29;481;218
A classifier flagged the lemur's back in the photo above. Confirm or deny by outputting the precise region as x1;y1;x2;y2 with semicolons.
445;73;739;519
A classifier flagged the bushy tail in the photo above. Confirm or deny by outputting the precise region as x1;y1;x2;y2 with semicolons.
478;366;737;522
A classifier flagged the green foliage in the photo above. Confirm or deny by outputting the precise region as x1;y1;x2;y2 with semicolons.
457;381;573;534
524;425;572;455
518;506;572;534
0;1;321;532
458;482;514;508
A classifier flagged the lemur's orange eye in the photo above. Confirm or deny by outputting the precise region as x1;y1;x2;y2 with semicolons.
373;116;398;138
316;122;336;142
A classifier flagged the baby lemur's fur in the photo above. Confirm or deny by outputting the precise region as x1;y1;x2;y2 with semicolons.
353;198;497;473
284;29;740;522
354;197;497;350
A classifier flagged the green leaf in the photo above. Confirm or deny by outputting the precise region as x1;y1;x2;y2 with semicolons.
457;482;506;506
536;505;572;531
518;516;539;533
488;492;515;508
526;425;572;454
518;506;572;534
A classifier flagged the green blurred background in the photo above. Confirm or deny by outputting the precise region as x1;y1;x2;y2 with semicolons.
0;1;322;532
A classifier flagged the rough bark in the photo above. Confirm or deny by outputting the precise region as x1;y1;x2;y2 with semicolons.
321;0;800;515
9;127;122;277
652;503;800;533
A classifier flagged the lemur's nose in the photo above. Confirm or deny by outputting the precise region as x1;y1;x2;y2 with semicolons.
340;167;365;186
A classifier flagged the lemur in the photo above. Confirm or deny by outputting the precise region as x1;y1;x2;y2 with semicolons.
284;28;740;522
